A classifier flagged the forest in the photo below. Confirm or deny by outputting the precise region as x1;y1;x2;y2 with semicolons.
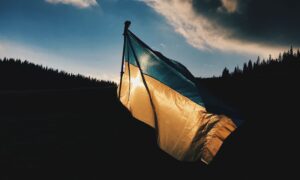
0;57;115;90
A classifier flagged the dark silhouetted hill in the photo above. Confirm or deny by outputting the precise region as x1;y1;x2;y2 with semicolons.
0;57;116;90
196;46;300;114
195;47;299;179
1;48;298;179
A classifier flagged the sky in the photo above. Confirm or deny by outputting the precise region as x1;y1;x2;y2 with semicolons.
0;0;298;81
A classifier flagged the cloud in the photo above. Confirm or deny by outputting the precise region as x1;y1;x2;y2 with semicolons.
220;0;238;13
144;0;283;56
191;0;300;47
144;0;295;57
45;0;98;9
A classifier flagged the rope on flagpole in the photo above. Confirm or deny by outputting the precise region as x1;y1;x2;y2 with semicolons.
126;36;132;103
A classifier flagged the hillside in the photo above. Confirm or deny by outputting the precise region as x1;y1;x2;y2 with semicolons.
0;58;115;90
194;47;299;179
1;50;298;179
197;47;300;115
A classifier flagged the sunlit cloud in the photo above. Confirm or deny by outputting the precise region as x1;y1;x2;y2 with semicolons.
220;0;238;13
144;0;285;57
45;0;98;9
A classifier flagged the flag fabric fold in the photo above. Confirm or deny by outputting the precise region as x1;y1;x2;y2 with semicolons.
118;26;240;164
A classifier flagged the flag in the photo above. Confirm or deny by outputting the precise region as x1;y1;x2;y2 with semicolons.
118;21;240;164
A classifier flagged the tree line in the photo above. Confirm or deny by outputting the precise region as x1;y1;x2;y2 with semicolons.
0;58;116;90
222;46;300;79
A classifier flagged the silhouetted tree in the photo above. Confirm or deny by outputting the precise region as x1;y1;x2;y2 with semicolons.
268;54;272;61
247;61;253;72
233;66;242;76
278;53;282;61
222;67;230;78
289;45;294;55
256;56;261;65
243;63;248;73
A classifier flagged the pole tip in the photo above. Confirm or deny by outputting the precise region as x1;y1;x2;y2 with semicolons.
124;21;131;30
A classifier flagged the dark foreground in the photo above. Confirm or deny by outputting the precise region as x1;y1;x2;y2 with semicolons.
0;84;297;179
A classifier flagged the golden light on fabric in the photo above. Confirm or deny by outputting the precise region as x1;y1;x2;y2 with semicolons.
131;74;143;89
118;63;237;164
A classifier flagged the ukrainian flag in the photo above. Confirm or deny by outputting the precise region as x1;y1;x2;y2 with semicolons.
118;22;240;164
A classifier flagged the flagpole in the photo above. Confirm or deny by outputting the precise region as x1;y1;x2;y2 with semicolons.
118;21;131;99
